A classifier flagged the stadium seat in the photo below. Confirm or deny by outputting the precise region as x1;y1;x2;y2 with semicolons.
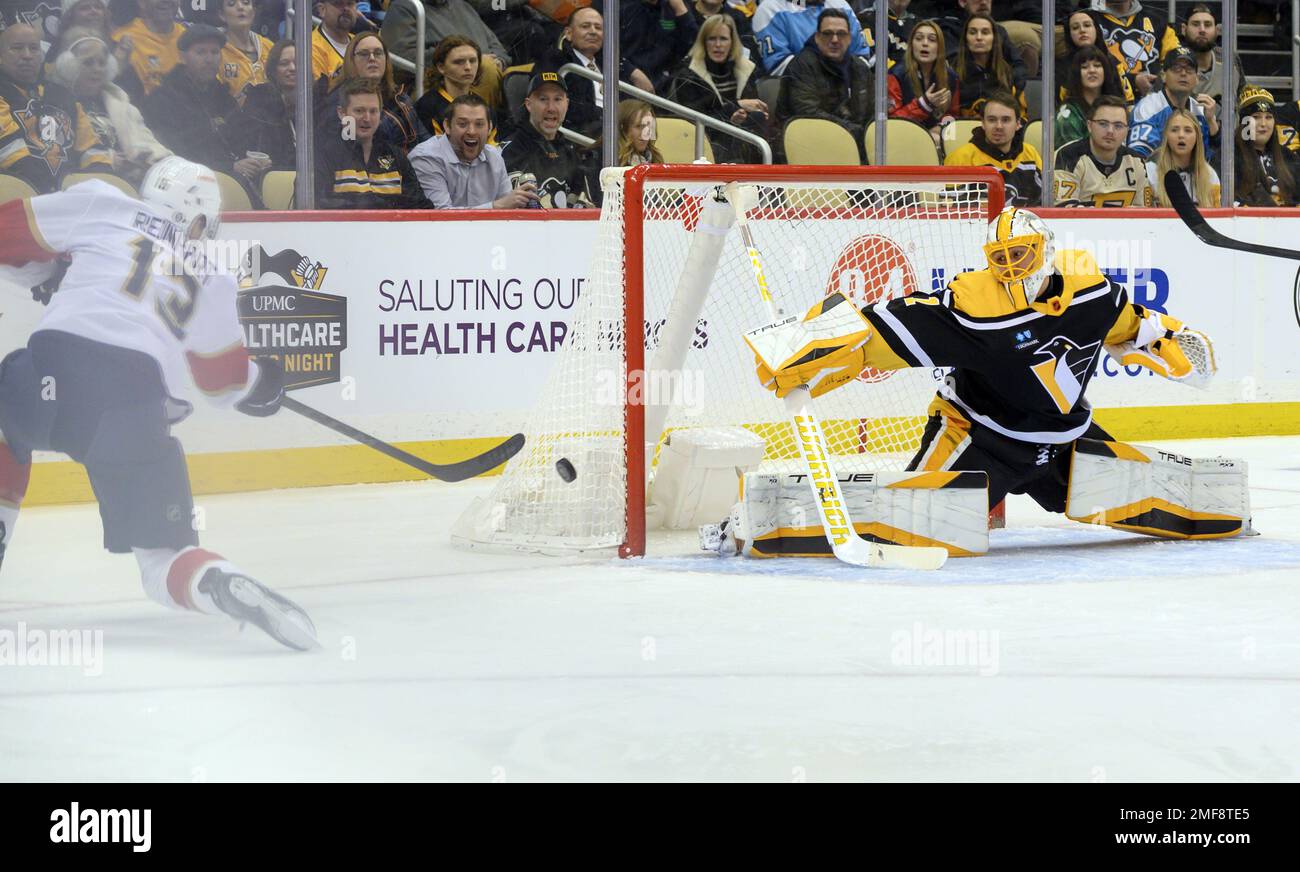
865;119;940;166
503;66;534;119
783;118;859;165
1024;120;1043;161
943;119;982;154
0;173;36;205
61;172;136;196
214;171;253;211
656;117;715;164
1024;79;1043;121
262;171;296;210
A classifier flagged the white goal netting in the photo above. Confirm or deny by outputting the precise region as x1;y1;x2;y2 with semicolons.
453;166;1000;555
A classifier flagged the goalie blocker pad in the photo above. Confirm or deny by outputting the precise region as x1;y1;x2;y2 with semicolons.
713;470;990;558
1066;439;1250;539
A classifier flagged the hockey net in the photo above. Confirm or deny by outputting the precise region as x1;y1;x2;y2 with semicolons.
453;165;1005;556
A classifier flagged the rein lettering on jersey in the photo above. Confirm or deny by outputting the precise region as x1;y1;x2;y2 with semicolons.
131;211;183;248
795;416;852;544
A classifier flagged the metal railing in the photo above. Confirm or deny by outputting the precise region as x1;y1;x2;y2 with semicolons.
557;62;774;164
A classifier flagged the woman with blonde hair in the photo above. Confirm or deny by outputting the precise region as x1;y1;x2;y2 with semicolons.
330;32;427;154
887;19;959;147
1146;108;1220;207
617;101;665;166
415;35;496;142
667;14;767;163
955;13;1025;120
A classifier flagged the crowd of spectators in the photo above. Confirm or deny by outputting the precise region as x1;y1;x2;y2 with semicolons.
0;0;1297;210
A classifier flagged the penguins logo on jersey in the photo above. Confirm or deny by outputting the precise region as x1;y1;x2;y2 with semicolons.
1029;336;1101;413
14;100;74;175
1108;24;1158;70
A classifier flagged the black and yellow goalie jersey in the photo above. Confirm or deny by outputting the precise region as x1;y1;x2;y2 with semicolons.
859;250;1146;445
1052;138;1153;207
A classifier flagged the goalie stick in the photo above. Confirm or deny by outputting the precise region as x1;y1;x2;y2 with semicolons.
282;397;525;483
1164;170;1300;262
724;183;947;571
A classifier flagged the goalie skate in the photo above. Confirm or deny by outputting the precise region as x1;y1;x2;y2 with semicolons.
197;568;319;651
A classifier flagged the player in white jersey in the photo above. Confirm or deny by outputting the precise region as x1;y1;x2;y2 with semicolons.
0;157;317;651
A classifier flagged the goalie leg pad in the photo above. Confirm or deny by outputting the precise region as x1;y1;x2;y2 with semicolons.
718;469;990;557
1065;439;1250;539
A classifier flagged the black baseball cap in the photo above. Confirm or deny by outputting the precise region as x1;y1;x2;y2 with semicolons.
527;69;567;96
1164;46;1197;70
178;24;225;52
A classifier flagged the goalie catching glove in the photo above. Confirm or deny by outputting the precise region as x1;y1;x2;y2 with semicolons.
1105;306;1216;389
746;292;872;398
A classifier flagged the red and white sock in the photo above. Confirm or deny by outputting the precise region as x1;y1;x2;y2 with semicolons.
134;546;238;614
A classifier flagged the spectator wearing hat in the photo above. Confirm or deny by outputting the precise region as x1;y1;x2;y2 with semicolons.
500;70;596;209
316;76;432;208
0;22;112;194
408;92;538;208
1127;45;1218;160
112;0;187;102
1180;4;1241;106
142;24;269;189
1234;85;1298;207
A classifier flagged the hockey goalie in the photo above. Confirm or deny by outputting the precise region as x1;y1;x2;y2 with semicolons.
722;205;1249;558
0;158;317;649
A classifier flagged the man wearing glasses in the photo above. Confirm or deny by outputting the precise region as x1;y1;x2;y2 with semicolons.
1054;95;1152;207
777;7;873;156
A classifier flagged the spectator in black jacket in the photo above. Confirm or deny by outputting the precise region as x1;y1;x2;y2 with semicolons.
317;77;432;208
777;7;873;157
541;7;654;139
142;25;268;188
668;13;768;163
592;0;698;91
230;39;297;170
501;70;596;208
467;0;559;66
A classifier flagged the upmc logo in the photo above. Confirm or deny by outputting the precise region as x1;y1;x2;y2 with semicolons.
824;234;918;384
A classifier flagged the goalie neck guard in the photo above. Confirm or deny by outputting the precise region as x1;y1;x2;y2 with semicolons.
983;206;1056;309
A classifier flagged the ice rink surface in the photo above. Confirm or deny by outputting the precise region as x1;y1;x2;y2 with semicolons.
3;436;1298;782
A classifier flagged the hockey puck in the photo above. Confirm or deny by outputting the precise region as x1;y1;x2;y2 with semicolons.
555;457;577;482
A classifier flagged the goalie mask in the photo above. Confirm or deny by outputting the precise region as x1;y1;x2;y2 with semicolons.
983;206;1055;309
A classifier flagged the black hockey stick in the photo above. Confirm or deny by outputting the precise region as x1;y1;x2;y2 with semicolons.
282;396;524;483
1164;170;1300;261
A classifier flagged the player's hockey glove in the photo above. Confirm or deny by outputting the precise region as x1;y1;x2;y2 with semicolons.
745;292;873;398
30;255;71;305
236;356;286;417
1105;305;1216;389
